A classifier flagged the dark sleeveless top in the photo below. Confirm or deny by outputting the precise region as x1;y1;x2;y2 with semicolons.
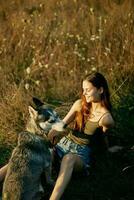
67;112;109;145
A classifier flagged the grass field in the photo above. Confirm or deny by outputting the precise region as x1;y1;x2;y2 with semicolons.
0;0;134;199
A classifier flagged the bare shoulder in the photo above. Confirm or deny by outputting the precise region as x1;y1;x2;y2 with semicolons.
72;99;82;112
99;111;115;131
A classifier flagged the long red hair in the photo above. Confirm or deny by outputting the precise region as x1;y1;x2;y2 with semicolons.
74;72;112;131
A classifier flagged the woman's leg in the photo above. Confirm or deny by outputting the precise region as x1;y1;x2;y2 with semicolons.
49;153;83;200
0;164;8;182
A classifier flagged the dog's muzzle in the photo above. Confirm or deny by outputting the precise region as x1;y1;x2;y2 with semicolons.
39;121;65;132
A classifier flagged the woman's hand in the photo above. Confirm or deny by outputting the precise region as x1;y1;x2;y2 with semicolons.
48;129;63;145
48;99;79;144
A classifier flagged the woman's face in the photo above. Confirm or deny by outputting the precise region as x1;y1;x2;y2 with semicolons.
82;80;102;103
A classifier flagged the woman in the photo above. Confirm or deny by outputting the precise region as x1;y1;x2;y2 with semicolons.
0;72;114;199
48;72;114;200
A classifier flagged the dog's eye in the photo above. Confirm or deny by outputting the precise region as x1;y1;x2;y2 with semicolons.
48;117;56;123
38;113;49;122
38;109;51;120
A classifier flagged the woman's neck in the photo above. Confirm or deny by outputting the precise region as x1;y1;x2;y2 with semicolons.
90;102;103;113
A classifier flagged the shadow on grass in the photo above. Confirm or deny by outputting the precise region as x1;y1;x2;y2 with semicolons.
0;138;134;200
60;150;134;200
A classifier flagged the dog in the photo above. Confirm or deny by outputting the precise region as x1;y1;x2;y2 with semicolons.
2;97;65;200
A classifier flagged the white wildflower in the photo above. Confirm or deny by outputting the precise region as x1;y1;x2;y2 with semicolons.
95;36;100;40
38;26;43;30
82;57;85;61
70;70;73;74
35;80;40;86
25;83;29;90
44;64;48;68
74;51;78;55
78;53;82;58
91;67;96;71
26;67;31;74
74;43;78;49
104;19;107;24
31;45;35;49
105;47;111;53
98;29;103;32
90;8;94;14
39;4;43;8
90;35;95;41
104;52;108;56
128;13;131;17
69;34;74;38
50;53;54;57
76;34;80;41
39;62;43;68
18;40;21;47
85;70;88;74
32;58;36;64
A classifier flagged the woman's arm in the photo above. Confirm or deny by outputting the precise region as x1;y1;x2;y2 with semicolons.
62;99;82;125
99;113;115;133
48;99;81;143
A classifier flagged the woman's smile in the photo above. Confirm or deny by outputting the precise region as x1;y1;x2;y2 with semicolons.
82;80;98;103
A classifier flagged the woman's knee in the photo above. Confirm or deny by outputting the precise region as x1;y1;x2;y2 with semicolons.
62;154;78;168
62;154;84;172
63;153;75;164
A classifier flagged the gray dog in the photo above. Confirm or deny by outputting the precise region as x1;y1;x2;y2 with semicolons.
2;98;65;200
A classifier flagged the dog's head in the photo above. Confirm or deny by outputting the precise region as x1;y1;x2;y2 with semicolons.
28;97;65;134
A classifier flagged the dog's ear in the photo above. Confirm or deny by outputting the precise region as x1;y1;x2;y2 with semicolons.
28;106;38;119
33;97;44;108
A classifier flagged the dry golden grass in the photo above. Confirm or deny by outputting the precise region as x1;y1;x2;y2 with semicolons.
0;0;134;145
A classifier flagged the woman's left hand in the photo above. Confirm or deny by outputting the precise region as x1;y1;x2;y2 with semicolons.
48;129;63;145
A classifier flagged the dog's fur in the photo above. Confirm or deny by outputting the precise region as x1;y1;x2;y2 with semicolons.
2;98;65;200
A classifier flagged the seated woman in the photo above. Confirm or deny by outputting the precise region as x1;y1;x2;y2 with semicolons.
48;72;115;200
0;72;114;200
